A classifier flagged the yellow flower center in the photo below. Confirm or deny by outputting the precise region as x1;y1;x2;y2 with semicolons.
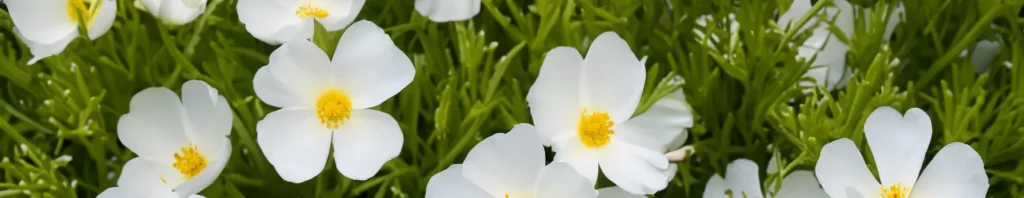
881;183;910;198
504;195;509;198
317;89;352;130
295;3;330;19
172;142;207;179
67;0;96;27
577;109;614;148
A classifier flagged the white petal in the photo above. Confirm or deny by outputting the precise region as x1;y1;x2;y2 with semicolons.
818;36;850;90
597;186;646;198
151;0;207;25
908;143;989;198
237;0;311;45
579;32;646;122
252;67;308;108
864;107;931;187
255;108;332;183
425;165;490;198
14;27;77;65
188;194;206;198
814;139;880;198
599;140;670;194
88;0;117;39
314;0;365;31
535;162;598;198
724;159;763;198
774;170;828;198
884;4;904;39
553;141;600;185
97;187;178;198
703;174;729;198
116;158;175;191
117;88;189;162
970;39;1001;72
332;109;404;180
6;0;77;44
268;40;333;101
776;0;812;32
174;138;231;196
615;89;693;152
527;47;584;145
330;20;415;109
463;124;546;196
181;80;232;156
833;0;856;37
414;0;481;22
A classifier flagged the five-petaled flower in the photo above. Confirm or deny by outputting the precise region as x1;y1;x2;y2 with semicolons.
237;0;366;45
5;0;116;64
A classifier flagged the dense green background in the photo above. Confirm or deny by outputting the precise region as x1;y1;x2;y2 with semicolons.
1;0;1023;197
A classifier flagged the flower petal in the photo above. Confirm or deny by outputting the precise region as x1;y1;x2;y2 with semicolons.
818;36;850;90
814;138;880;198
535;162;598;198
579;32;646;122
773;170;828;198
253;67;309;107
174;138;231;196
599;140;670;194
908;143;989;198
237;0;311;45
117;88;189;162
6;0;77;44
724;159;763;198
152;0;206;25
597;186;646;198
864;107;931;187
255;108;332;183
615;89;692;152
181;80;232;156
13;27;77;65
330;20;415;109
315;0;365;31
116;158;175;192
332;109;404;180
553;140;600;184
414;0;481;22
703;174;729;198
463;124;546;196
87;0;117;39
425;164;491;198
269;40;333;101
527;47;584;145
96;187;178;198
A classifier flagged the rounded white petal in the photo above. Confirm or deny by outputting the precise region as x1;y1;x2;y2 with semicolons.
425;164;490;198
116;158;175;192
814;139;880;198
724;159;763;198
174;138;231;196
87;0;117;39
527;47;584;145
253;67;308;107
97;187;178;198
188;194;206;198
13;27;77;65
237;0;312;45
599;140;671;194
268;40;333;103
6;0;77;44
145;0;207;25
615;89;692;152
463;124;546;196
579;32;646;122
255;108;332;183
553;141;600;184
117;88;190;162
773;170;828;198
181;80;232;156
598;186;646;198
534;162;598;198
332;109;404;180
703;174;729;198
315;0;365;31
864;107;931;187
908;143;988;198
330;20;415;109
414;0;481;22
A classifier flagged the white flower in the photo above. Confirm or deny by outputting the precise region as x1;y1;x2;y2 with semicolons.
253;21;414;183
815;107;989;198
237;0;365;45
527;32;687;194
99;80;233;198
597;186;648;198
137;0;208;25
415;0;481;22
703;159;827;198
425;124;597;198
6;0;116;64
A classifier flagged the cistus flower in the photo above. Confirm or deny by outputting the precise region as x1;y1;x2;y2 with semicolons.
425;124;598;198
137;0;208;25
237;0;366;45
253;21;414;183
5;0;116;64
414;0;481;22
815;107;989;198
703;159;827;198
526;32;685;194
98;80;233;197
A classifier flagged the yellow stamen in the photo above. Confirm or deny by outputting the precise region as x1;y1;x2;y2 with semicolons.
295;3;330;19
504;195;509;198
881;183;910;198
577;109;614;148
66;0;97;27
317;89;352;130
172;142;207;179
159;176;167;184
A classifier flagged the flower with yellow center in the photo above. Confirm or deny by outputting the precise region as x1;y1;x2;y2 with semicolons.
526;32;692;195
6;0;116;64
237;0;366;45
98;80;233;198
136;0;209;25
253;21;415;183
815;107;990;198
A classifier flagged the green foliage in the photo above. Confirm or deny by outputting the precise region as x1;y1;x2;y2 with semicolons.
0;0;1022;197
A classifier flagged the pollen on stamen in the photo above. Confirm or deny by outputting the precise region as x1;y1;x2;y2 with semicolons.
317;89;352;130
66;0;93;26
880;183;910;198
577;109;615;148
295;3;330;19
172;142;207;179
